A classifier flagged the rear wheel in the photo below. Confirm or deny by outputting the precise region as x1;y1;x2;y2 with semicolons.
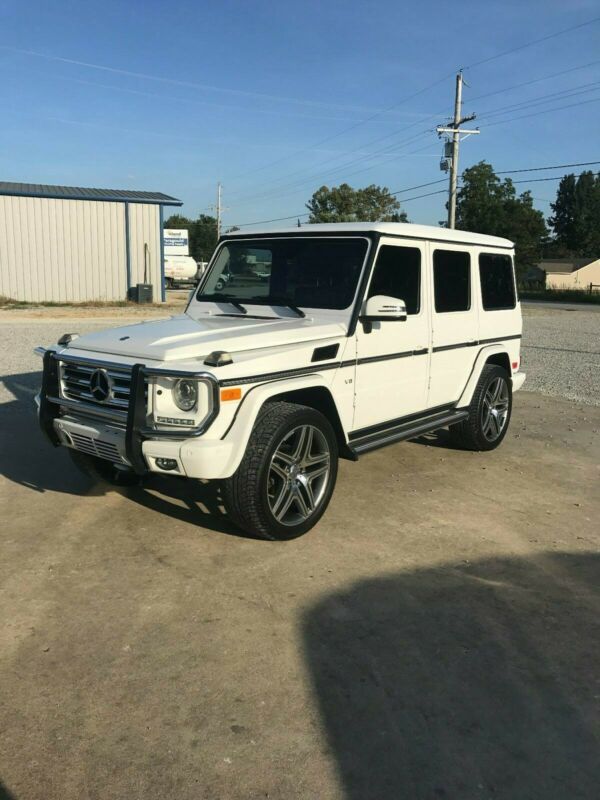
450;364;512;451
222;402;338;540
68;449;140;486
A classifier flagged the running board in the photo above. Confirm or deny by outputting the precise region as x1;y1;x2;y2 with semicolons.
349;409;469;457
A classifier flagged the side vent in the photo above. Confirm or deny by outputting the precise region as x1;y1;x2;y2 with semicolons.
311;343;340;363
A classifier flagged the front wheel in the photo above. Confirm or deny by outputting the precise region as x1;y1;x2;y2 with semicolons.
222;402;338;540
450;364;512;451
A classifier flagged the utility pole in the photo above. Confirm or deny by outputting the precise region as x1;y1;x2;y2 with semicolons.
207;182;227;238
437;71;480;228
216;182;222;239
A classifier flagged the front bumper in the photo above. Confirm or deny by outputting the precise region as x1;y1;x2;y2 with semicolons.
38;350;229;478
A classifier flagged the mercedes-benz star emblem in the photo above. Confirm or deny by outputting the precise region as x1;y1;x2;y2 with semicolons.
89;369;112;403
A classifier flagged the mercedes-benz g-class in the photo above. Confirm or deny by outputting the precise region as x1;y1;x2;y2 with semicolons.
36;223;525;539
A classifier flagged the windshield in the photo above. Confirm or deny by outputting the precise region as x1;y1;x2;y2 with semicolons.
196;237;369;310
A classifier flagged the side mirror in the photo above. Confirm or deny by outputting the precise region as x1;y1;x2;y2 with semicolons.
361;294;407;322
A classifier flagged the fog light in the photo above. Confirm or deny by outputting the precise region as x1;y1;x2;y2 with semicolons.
156;458;178;471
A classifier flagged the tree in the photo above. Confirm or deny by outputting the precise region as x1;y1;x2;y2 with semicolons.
306;183;407;223
548;171;600;256
456;162;548;277
164;213;218;262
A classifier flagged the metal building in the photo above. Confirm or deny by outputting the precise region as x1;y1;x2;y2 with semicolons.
0;182;182;303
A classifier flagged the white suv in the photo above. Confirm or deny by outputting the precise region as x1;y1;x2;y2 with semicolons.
36;223;525;540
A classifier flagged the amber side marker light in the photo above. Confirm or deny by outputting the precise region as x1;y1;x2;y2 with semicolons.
221;387;242;402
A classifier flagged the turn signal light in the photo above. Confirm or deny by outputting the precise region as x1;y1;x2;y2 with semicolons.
221;387;242;402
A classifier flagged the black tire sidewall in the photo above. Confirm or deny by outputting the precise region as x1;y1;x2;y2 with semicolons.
472;366;512;451
256;407;338;540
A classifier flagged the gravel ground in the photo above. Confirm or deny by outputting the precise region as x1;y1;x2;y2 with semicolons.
1;302;598;406
521;305;600;406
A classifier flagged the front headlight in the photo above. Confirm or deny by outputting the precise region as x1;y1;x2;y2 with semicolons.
173;378;198;411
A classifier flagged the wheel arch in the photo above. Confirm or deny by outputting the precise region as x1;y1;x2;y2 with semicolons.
267;385;355;460
219;375;353;477
457;345;513;408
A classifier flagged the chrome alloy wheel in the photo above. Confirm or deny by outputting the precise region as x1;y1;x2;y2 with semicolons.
482;376;510;442
267;424;331;526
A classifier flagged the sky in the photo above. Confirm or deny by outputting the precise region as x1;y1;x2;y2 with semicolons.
0;0;599;229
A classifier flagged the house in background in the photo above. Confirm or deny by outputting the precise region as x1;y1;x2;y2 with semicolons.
537;258;600;292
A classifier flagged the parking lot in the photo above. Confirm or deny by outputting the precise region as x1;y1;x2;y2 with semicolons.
0;303;599;799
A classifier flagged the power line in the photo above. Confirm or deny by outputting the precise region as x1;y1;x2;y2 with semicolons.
464;15;600;71
485;94;600;127
226;61;600;208
496;160;600;175
226;15;600;188
467;58;600;104
228;163;600;228
475;80;600;122
511;171;598;185
225;73;455;185
228;76;600;211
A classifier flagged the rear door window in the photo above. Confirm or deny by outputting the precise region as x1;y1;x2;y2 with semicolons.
479;253;516;310
433;250;471;312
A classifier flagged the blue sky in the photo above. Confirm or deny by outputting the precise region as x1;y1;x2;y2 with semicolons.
0;0;599;228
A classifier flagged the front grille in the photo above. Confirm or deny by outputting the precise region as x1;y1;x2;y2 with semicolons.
60;361;133;412
68;432;124;463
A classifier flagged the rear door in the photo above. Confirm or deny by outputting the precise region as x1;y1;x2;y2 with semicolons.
353;238;430;431
427;244;479;408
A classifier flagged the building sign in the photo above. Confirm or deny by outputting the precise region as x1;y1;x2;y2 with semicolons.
164;229;189;256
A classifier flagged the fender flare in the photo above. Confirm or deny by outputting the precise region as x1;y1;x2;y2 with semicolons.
219;374;341;477
457;344;511;407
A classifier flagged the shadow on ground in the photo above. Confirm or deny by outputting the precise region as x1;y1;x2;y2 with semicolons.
303;553;600;800
0;370;249;537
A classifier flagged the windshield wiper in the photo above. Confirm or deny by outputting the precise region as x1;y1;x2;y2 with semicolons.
249;296;305;318
199;294;247;314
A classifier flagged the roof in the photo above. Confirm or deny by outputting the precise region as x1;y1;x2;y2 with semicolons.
225;222;514;248
0;181;182;206
537;257;598;274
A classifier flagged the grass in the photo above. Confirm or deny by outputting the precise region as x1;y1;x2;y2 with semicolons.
519;288;600;304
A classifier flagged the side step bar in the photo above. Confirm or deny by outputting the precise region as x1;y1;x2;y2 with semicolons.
349;408;469;457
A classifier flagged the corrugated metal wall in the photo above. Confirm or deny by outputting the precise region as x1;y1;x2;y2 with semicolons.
127;203;162;297
0;195;163;302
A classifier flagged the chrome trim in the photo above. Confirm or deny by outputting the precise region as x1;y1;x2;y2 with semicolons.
56;352;140;370
47;396;128;423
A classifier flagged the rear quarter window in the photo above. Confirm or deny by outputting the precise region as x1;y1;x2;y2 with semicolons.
479;253;516;310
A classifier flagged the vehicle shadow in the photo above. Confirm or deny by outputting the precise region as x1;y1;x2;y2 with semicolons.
0;781;16;800
409;427;465;450
0;370;253;539
303;553;600;800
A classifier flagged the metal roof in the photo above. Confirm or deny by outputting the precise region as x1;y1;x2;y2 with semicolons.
0;181;182;206
225;222;514;248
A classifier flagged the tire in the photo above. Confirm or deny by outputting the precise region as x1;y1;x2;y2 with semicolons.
215;279;225;291
68;449;141;487
222;401;338;540
450;364;512;451
165;277;174;290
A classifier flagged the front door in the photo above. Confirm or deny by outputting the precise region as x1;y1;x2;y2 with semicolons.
352;238;430;432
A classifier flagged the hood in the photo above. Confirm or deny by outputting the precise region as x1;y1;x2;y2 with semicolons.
67;313;346;363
